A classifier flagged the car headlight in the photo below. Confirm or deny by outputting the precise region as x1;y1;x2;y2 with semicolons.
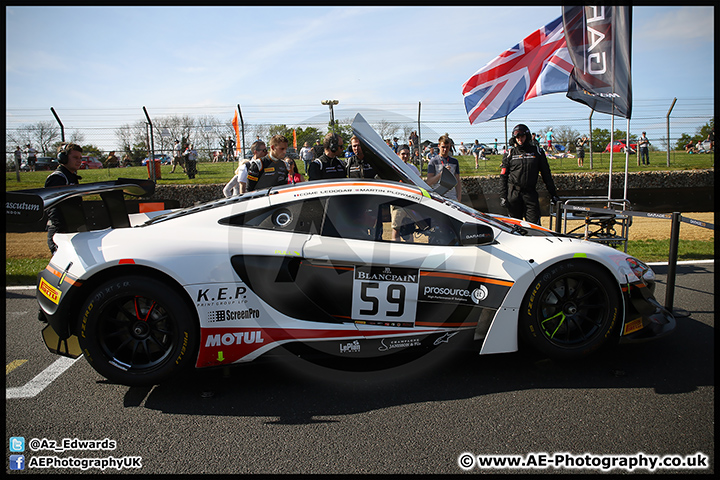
626;257;655;283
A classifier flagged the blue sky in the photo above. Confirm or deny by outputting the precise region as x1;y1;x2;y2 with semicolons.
5;6;715;143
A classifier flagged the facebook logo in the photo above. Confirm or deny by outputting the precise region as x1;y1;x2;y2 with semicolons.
10;436;25;452
10;454;25;470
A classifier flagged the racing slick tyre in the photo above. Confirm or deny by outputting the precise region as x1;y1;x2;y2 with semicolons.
78;276;198;386
519;260;621;360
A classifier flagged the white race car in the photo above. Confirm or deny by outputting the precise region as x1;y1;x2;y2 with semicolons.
7;114;675;386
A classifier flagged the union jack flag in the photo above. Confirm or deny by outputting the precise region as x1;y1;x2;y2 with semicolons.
462;16;573;125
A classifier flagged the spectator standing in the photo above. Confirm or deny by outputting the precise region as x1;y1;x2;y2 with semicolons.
26;144;38;171
171;139;185;174
307;133;347;181
185;144;198;179
638;132;650;165
346;135;377;179
426;135;462;201
471;140;482;169
409;131;419;162
45;143;83;254
299;141;314;174
286;158;304;184
106;150;119;168
14;146;22;170
226;136;236;162
545;128;554;152
531;133;540;149
397;144;419;176
576;136;588;167
500;124;559;225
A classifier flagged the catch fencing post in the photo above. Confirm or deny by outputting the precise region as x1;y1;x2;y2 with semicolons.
666;98;677;168
50;107;65;143
143;106;156;183
664;211;681;313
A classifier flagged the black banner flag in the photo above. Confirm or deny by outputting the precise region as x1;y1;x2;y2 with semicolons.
562;6;632;119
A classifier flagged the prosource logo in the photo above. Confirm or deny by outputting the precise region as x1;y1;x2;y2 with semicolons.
471;286;488;304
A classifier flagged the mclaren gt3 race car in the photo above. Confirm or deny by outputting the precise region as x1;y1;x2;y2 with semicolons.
6;114;675;386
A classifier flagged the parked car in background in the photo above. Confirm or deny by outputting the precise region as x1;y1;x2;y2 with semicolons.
21;157;59;171
80;156;103;169
604;140;637;154
141;154;172;166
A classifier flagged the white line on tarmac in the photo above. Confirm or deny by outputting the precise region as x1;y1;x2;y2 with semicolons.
6;356;82;399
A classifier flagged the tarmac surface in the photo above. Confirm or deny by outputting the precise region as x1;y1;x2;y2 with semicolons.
5;261;714;474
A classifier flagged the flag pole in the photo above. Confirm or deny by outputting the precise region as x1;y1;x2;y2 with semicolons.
237;104;245;167
624;117;630;201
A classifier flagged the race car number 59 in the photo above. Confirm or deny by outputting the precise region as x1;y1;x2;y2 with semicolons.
351;266;418;325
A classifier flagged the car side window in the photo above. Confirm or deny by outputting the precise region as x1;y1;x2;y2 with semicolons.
224;198;325;234
322;195;461;246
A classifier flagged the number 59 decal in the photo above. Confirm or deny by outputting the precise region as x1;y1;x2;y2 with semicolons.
351;266;419;326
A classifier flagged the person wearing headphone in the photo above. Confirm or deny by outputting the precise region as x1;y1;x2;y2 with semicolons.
307;132;347;181
499;124;559;225
44;143;84;253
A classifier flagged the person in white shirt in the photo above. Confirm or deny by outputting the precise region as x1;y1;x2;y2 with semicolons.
299;141;314;174
223;140;266;197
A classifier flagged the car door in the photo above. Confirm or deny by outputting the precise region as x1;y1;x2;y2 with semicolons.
299;193;515;334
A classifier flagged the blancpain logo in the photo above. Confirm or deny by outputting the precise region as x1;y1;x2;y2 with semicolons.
356;267;417;283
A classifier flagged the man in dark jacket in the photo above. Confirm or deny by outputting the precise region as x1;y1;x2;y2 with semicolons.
45;143;83;253
500;124;559;225
307;133;347;181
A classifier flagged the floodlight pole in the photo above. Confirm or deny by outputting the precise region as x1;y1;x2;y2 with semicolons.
321;100;339;133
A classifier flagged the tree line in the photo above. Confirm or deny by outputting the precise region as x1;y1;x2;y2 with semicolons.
6;116;713;166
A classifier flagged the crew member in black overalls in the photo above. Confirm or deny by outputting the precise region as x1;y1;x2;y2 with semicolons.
246;134;290;191
45;143;83;254
346;135;377;179
500;124;559;225
307;133;347;181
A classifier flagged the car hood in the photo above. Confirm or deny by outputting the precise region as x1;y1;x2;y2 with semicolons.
351;113;432;191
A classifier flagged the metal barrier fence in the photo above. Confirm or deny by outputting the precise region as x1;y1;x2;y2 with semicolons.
551;200;714;313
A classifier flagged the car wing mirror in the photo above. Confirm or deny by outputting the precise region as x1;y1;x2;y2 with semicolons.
460;223;495;246
431;167;457;196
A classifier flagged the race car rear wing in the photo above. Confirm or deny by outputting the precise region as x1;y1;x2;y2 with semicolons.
6;178;155;231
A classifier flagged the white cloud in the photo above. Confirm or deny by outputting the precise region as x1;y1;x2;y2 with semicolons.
635;6;714;48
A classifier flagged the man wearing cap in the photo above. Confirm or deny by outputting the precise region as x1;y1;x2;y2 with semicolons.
500;124;559;225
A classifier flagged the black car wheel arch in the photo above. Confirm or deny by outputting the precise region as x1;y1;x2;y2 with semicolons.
519;260;621;360
77;275;198;386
